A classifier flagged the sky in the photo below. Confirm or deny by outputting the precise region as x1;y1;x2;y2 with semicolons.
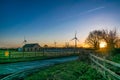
0;0;120;48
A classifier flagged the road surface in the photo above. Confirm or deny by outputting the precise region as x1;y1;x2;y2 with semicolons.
0;56;78;75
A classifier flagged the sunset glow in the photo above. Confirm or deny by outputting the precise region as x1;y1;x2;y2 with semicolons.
0;0;120;48
100;42;107;48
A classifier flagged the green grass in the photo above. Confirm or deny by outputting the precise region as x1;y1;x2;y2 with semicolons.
109;48;120;63
0;51;78;63
0;56;47;63
0;51;44;63
110;54;120;63
25;61;105;80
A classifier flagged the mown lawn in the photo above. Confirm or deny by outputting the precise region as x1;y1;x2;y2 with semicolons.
25;61;105;80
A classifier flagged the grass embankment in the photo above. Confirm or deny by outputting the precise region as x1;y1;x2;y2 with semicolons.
25;61;104;80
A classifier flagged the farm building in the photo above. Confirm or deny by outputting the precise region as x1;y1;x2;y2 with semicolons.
23;43;41;52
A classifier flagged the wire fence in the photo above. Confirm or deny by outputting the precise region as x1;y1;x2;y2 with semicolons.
0;48;80;60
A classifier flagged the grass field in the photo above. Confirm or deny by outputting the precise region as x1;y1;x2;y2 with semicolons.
0;50;78;63
25;61;104;80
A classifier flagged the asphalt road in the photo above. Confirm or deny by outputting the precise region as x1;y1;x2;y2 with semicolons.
0;56;78;75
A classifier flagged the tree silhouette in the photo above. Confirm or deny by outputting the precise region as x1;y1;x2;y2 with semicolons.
85;30;102;49
101;29;119;50
86;29;120;51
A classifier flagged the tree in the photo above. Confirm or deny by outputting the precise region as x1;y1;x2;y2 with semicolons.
85;30;102;49
115;39;120;48
44;44;48;48
101;29;120;50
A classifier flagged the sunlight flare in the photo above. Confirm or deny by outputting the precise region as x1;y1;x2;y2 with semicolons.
100;42;107;48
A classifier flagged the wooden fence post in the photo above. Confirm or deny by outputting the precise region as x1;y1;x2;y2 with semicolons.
90;54;93;67
9;51;11;59
43;48;45;56
23;51;24;58
89;54;120;80
103;56;106;79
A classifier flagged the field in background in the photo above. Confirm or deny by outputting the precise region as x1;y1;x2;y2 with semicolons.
0;49;79;63
25;61;104;80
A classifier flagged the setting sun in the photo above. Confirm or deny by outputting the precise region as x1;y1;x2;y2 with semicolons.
100;42;107;48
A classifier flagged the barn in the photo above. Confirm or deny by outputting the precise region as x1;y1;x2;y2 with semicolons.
23;43;40;52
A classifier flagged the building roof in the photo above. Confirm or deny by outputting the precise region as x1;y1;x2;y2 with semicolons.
23;43;40;48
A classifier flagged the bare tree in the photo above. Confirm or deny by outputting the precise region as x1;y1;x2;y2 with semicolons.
115;39;120;48
44;44;48;48
101;29;119;50
85;30;102;49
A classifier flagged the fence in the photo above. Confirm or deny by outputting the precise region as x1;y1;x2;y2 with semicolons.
0;48;80;59
90;54;120;80
0;52;43;59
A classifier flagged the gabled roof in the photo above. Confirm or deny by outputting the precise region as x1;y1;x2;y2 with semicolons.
23;43;40;48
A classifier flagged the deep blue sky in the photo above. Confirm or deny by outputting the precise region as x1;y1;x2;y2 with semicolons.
0;0;120;48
